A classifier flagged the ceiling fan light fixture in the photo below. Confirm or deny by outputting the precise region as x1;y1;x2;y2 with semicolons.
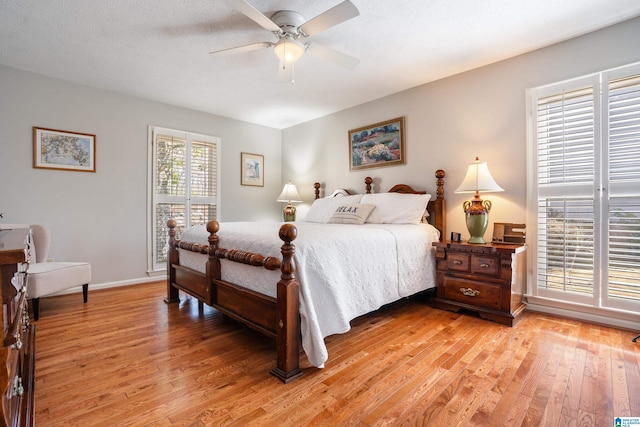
273;38;305;63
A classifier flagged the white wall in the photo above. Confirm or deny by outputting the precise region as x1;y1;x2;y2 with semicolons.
0;66;282;285
282;16;640;241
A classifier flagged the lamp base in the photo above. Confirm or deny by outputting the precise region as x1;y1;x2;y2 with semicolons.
463;197;491;244
465;212;488;244
283;204;296;222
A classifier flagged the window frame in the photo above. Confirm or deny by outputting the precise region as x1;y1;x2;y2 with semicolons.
146;126;221;274
526;61;640;316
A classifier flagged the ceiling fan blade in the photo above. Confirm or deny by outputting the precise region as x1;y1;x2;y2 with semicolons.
306;43;359;69
299;0;359;36
224;0;281;32
209;42;272;56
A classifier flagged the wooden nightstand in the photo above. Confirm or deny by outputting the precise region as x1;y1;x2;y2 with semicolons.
432;240;527;326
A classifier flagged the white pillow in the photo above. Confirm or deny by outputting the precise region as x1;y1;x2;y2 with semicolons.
304;194;363;223
328;204;376;225
361;193;431;224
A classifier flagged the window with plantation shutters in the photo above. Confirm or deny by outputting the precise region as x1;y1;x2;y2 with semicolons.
604;70;640;311
148;127;220;272
527;62;640;315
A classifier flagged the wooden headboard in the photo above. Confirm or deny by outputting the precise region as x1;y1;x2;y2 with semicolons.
313;170;446;241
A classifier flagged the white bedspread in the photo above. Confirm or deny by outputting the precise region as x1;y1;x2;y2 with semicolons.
178;221;439;368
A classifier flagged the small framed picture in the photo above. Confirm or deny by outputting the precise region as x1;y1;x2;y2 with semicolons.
241;152;264;187
348;117;405;171
33;127;96;172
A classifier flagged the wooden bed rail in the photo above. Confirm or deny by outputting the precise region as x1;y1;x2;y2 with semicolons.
171;223;283;271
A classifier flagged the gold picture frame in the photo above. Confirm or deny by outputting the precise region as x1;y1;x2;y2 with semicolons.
348;117;405;171
33;127;96;172
241;152;264;186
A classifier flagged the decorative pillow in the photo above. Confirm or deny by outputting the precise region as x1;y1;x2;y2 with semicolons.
361;193;431;224
304;194;363;223
328;204;376;225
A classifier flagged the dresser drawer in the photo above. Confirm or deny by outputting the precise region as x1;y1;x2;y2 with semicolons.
447;253;469;272
442;277;501;311
470;255;499;277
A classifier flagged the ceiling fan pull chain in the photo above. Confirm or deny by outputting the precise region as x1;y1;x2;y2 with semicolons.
291;62;295;85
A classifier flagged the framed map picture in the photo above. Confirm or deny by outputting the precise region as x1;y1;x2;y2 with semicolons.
33;127;96;172
241;152;264;186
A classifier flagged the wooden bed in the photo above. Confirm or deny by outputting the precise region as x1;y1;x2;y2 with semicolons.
165;170;446;382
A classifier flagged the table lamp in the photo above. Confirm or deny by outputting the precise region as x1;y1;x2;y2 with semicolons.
455;157;504;243
277;181;302;222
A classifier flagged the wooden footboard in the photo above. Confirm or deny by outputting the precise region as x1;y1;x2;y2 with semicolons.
164;220;303;383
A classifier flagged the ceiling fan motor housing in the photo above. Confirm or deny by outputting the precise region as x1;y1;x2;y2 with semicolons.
271;10;306;37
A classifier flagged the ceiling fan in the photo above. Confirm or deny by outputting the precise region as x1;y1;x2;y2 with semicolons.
211;0;360;78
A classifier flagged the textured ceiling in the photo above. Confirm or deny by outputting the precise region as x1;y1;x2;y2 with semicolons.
1;0;640;129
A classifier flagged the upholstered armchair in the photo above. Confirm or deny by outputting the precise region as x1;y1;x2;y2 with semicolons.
27;225;91;320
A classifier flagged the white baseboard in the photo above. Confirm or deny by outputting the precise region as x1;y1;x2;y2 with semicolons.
525;295;640;332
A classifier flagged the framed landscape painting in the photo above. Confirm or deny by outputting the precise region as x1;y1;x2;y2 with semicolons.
33;127;96;172
241;152;264;186
348;117;405;171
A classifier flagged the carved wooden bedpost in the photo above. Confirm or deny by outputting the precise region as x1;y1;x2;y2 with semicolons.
270;223;303;383
164;219;180;304
365;176;373;194
434;169;446;241
314;182;321;199
206;221;221;306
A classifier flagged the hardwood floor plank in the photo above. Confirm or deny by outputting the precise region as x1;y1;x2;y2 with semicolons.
541;369;571;426
505;393;532;426
561;341;586;420
467;389;502;426
487;378;524;426
622;334;640;417
595;326;614;426
526;322;570;426
448;365;496;425
30;282;640;426
518;339;555;399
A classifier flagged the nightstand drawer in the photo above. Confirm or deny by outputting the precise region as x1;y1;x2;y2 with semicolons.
442;277;501;311
470;255;499;277
447;253;469;272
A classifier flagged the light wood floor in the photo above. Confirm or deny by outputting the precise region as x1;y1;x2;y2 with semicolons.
33;281;639;426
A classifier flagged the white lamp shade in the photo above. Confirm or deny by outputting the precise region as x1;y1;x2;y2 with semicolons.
273;38;305;63
277;182;302;203
455;159;504;193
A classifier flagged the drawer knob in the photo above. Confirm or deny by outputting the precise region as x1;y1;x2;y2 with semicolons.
22;308;30;331
12;377;23;397
480;263;490;268
452;260;463;265
460;287;480;297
